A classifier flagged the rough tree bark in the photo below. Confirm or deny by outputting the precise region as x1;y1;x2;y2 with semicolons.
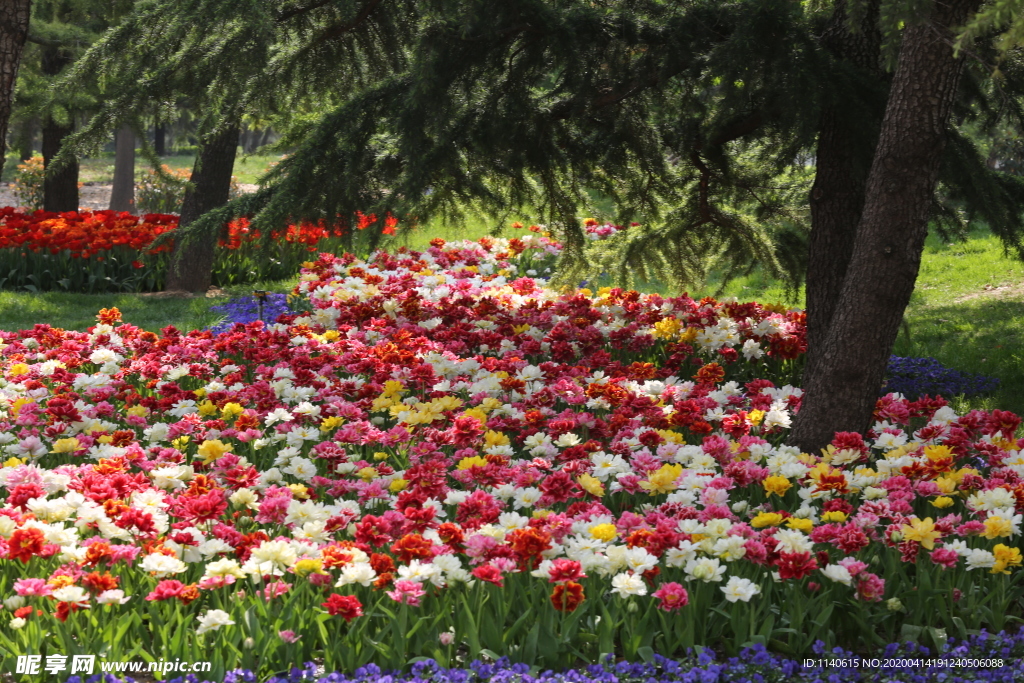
804;0;886;364
790;0;983;452
109;124;136;212
0;0;31;177
164;125;239;293
41;46;78;213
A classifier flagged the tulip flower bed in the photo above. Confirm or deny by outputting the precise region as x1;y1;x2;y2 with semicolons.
0;208;371;293
1;235;1022;682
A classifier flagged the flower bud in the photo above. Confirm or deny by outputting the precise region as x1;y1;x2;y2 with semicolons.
4;596;25;611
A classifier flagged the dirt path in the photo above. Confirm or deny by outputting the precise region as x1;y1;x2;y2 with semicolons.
0;183;259;212
1;182;113;211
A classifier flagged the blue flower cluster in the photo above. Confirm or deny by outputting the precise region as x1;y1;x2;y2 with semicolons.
883;355;1000;400
68;627;1024;683
209;293;295;335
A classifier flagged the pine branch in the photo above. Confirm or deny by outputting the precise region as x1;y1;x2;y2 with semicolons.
306;0;386;51
276;0;339;23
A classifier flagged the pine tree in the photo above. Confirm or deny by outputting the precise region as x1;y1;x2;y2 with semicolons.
259;0;1024;449
57;0;1024;444
23;0;134;211
57;0;417;291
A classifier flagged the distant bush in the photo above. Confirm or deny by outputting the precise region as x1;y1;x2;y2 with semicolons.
135;165;190;214
8;155;45;210
135;165;242;214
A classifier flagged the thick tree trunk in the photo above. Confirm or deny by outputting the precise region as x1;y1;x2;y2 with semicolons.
164;125;239;293
109;124;136;213
790;0;983;452
0;0;31;177
804;0;885;363
41;47;78;213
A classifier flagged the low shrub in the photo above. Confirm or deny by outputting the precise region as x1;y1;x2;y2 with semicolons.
7;156;45;211
135;165;243;214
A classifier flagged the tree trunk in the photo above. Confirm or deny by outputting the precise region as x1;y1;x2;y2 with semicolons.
41;46;78;213
0;0;31;177
109;124;136;213
16;117;34;161
804;0;886;364
42;116;78;212
164;125;239;293
155;122;166;156
790;0;983;452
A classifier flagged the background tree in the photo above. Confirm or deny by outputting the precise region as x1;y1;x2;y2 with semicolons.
58;0;417;291
107;122;135;211
24;0;133;210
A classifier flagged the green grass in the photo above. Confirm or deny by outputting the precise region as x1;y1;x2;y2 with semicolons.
688;226;1024;416
892;229;1024;416
2;151;284;185
0;279;295;335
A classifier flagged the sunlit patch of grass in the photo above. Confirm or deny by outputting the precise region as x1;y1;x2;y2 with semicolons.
0;279;295;335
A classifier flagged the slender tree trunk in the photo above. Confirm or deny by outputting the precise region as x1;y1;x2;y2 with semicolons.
804;0;886;363
164;125;239;293
155;122;166;156
42;116;78;212
41;46;78;213
790;0;983;452
0;0;31;177
109;124;136;212
16;117;34;161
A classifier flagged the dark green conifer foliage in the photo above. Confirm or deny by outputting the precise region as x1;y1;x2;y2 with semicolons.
55;0;418;288
20;0;135;209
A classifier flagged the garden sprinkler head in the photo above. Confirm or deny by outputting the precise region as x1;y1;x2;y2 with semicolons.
253;290;268;322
